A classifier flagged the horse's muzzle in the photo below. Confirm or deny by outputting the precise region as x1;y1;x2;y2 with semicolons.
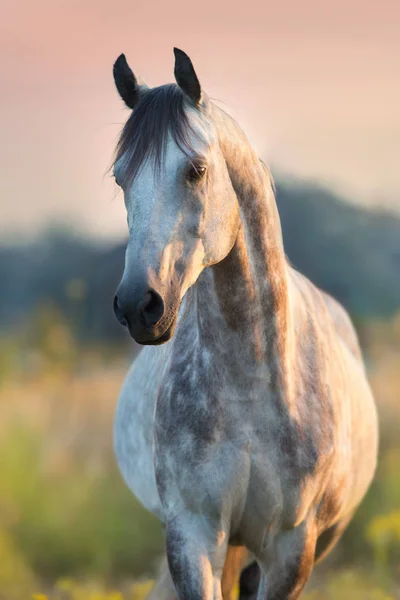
113;287;176;345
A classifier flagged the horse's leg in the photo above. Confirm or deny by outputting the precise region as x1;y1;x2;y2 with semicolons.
257;518;317;600
165;518;229;600
222;546;252;600
147;547;250;600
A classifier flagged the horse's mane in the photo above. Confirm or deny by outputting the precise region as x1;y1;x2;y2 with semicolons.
114;84;198;186
259;158;276;195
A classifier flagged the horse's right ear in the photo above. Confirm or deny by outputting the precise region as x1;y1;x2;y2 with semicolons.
113;54;147;109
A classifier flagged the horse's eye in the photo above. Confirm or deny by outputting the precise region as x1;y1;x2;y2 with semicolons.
187;164;207;183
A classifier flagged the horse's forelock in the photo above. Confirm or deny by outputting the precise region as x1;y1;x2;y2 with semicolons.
114;84;199;186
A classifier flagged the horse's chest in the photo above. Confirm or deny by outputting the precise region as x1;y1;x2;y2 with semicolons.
114;349;167;520
154;363;284;528
153;387;294;553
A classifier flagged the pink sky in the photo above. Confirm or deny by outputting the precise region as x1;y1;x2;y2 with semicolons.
1;0;399;240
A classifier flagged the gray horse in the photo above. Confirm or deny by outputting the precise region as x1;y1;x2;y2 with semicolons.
111;48;378;600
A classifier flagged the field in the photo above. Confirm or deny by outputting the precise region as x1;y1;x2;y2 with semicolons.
0;310;400;599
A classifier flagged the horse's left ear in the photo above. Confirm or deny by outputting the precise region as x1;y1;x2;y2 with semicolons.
113;54;148;109
173;48;202;106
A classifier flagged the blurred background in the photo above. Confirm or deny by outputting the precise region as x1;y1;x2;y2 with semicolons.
1;1;399;598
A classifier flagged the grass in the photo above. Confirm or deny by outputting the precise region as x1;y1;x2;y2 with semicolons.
0;310;400;598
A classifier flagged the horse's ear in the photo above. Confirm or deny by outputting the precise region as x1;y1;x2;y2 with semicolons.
173;48;202;106
113;54;147;109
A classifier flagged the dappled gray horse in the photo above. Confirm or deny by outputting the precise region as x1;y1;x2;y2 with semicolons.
111;48;378;600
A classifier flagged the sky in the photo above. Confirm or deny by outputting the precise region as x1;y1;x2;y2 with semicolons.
1;0;399;241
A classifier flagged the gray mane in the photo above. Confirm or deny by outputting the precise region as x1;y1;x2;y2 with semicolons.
114;84;198;186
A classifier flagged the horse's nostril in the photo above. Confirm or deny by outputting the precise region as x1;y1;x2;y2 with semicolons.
140;289;164;327
113;294;128;326
113;294;119;314
114;288;165;332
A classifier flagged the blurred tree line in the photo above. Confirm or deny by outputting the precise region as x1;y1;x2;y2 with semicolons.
2;179;399;349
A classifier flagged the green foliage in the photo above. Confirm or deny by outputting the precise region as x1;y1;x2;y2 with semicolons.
367;511;400;567
31;578;154;600
304;569;396;599
0;336;20;385
26;303;79;373
0;529;37;599
0;423;163;583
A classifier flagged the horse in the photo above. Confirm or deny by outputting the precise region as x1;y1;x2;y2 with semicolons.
110;48;378;600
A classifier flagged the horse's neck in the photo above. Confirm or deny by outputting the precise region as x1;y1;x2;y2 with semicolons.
196;110;292;387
